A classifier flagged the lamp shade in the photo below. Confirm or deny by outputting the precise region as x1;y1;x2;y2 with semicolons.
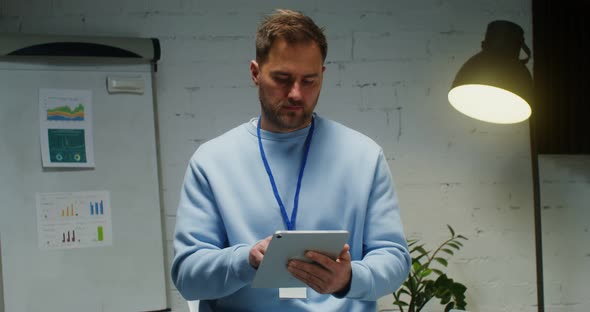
448;20;533;124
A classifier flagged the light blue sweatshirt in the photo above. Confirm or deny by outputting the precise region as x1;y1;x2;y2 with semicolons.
171;114;411;311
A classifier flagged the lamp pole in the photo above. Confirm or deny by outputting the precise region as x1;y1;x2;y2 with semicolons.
529;108;545;312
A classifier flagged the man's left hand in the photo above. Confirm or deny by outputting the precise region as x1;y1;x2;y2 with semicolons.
287;244;352;294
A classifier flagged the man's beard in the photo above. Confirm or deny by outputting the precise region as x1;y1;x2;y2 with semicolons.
258;88;314;132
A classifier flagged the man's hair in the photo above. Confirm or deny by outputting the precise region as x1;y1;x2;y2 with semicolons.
255;9;327;65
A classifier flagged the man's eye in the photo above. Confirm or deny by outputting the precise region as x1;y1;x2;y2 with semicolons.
302;79;315;85
274;76;290;84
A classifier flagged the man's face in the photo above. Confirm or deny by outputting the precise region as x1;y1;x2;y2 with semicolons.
250;38;325;133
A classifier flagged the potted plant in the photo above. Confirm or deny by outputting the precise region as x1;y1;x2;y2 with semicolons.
393;225;468;312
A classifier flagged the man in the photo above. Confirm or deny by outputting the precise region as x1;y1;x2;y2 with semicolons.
171;9;411;311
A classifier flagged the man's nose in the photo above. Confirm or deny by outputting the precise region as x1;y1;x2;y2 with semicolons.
287;82;303;101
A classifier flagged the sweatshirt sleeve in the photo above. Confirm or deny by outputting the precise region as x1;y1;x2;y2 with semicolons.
342;151;411;300
170;154;256;300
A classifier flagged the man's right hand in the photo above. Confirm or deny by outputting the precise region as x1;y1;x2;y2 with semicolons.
249;235;272;269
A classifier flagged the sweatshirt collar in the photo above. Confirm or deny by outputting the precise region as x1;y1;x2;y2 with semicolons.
246;113;318;141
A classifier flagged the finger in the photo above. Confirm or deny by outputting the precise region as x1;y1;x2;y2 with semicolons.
288;261;326;291
249;249;263;268
259;235;273;253
337;244;351;263
250;236;273;268
305;243;350;268
254;248;264;260
256;235;273;256
290;260;331;284
305;250;338;270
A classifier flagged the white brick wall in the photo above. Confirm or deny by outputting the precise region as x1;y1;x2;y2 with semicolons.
4;1;585;312
538;156;590;312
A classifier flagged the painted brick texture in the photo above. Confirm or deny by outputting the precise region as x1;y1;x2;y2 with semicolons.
5;1;584;312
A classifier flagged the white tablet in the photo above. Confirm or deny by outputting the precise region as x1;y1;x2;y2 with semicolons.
251;230;349;288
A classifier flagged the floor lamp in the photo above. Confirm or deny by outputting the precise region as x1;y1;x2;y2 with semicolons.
448;20;544;312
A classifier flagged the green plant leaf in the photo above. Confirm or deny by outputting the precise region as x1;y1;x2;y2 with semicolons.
393;300;408;307
444;302;455;312
441;248;454;255
447;224;455;237
451;240;464;247
410;243;426;254
447;242;461;250
408;275;417;291
413;252;428;263
434;257;448;267
392;225;468;312
431;268;443;275
414;246;428;255
412;261;423;272
451;283;467;294
418;268;433;278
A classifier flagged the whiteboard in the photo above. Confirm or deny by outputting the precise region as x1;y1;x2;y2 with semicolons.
0;61;167;312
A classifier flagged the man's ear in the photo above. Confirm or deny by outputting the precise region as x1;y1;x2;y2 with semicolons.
250;60;260;86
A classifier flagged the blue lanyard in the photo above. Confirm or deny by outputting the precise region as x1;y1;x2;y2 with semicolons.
257;116;315;231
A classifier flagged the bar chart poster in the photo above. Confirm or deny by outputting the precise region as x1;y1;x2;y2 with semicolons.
36;191;112;250
38;88;95;168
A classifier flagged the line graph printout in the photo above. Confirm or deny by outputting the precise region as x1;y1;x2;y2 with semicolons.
39;88;95;168
36;191;112;250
